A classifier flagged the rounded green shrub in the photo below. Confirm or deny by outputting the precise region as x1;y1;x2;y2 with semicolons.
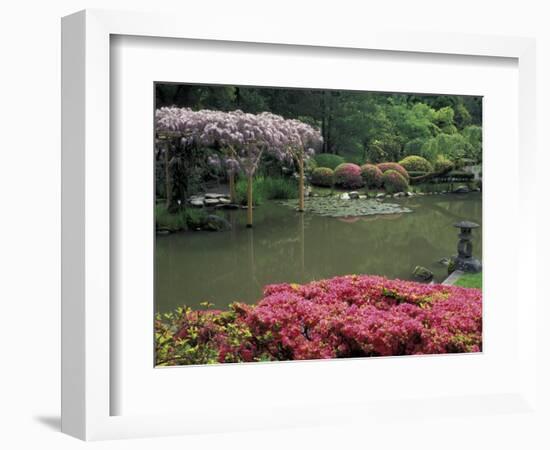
360;164;383;188
399;155;433;173
305;156;318;176
333;163;364;189
311;167;334;187
314;153;346;170
434;155;454;173
382;169;409;194
376;162;410;182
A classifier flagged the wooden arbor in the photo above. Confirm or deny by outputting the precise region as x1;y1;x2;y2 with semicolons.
155;107;322;227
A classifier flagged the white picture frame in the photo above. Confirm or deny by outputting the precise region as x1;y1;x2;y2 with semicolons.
61;9;539;441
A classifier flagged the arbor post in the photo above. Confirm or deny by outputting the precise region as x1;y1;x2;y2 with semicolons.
164;143;173;212
229;171;236;203
298;151;305;212
246;174;253;228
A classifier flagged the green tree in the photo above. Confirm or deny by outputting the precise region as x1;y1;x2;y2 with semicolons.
461;125;482;162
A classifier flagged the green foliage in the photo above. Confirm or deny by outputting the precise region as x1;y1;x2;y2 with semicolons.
382;170;409;194
155;304;256;366
403;137;426;156
185;209;209;230
399;155;433;173
386;102;439;141
262;177;299;200
344;153;366;166
313;153;346;170
461;125;483;162
368;137;403;163
421;133;473;163
304;156;318;176
311;167;334;187
155;205;209;232
454;103;472;129
235;176;298;205
433;155;454;173
434;106;457;134
360;164;383;188
235;178;262;206
155;204;188;232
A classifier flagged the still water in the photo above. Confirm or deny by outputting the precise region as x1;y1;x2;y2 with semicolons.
155;193;482;313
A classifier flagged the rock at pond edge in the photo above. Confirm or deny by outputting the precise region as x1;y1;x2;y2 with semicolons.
412;265;434;282
203;215;232;232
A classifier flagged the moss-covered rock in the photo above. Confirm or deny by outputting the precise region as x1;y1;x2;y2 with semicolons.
203;215;232;232
412;265;434;281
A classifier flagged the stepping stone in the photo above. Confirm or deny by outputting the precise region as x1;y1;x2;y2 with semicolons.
204;193;227;199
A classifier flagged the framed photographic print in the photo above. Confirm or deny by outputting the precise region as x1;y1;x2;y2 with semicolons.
62;9;539;442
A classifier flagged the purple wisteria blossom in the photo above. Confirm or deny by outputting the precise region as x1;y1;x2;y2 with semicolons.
156;107;323;225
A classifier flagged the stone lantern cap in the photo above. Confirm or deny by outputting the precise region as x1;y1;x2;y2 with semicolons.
453;220;480;229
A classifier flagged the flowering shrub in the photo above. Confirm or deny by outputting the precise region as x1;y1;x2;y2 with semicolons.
360;164;383;188
382;169;409;194
333;163;365;189
155;275;482;365
311;167;334;187
376;162;410;182
398;156;433;173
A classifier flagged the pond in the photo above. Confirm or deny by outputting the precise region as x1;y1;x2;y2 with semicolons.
155;192;482;313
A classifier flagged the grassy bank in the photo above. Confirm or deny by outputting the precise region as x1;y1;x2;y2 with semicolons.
155;205;208;232
454;272;482;289
234;176;298;205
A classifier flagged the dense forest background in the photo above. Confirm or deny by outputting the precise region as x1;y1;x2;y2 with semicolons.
156;83;482;165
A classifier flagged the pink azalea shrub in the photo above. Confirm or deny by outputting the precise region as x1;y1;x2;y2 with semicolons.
376;162;410;182
155;275;482;365
333;163;365;189
382;169;409;194
360;164;383;188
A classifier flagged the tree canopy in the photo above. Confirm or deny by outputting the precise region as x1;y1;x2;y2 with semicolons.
156;83;482;165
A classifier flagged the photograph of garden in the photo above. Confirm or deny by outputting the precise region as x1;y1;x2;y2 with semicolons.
154;83;483;366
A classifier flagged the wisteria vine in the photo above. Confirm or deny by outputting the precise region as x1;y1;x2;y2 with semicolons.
156;107;322;222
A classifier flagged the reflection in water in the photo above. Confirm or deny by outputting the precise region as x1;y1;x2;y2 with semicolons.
155;193;482;312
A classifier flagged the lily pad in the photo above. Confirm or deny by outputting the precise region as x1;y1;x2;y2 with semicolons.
281;197;412;218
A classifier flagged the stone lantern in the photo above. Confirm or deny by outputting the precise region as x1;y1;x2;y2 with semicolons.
453;220;482;273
